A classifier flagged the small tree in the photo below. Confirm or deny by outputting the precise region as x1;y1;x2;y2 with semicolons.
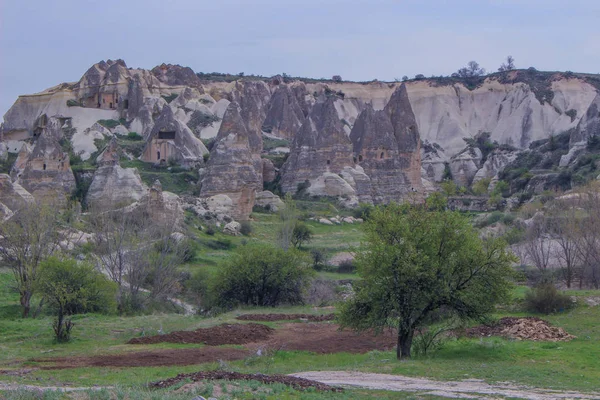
456;61;486;78
0;202;65;317
37;257;116;342
277;193;298;251
213;243;313;307
498;55;516;72
291;221;312;249
332;75;342;82
338;204;515;359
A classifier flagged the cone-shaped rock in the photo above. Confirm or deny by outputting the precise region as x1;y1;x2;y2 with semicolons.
200;102;261;220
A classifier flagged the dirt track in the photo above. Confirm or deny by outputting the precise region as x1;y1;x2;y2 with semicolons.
292;371;600;400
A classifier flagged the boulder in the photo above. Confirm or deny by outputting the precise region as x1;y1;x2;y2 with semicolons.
87;164;147;208
254;190;284;212
223;221;241;236
262;157;277;183
449;147;482;187
318;218;333;225
143;180;184;226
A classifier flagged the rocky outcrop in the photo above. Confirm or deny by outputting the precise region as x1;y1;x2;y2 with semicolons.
230;80;271;141
151;64;203;88
143;180;183;226
421;141;447;182
280;96;354;194
254;190;284;212
14;134;75;203
263;84;306;139
262;158;277;183
350;90;422;204
87;165;147;208
199;102;262;220
449;147;482;187
140;106;208;165
473;150;518;183
570;93;600;144
0;174;34;211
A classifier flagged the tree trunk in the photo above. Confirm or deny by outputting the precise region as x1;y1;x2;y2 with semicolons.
397;326;414;359
20;291;32;318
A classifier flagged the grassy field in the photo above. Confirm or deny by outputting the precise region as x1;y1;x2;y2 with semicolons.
2;211;600;399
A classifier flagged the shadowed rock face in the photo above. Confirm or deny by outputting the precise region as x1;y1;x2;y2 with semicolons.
141;106;208;165
280;96;354;194
200;102;262;220
350;87;423;204
0;174;34;211
263;84;306;139
230;81;270;146
570;93;600;144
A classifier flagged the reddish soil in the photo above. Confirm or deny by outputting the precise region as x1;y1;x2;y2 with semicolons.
150;370;343;392
127;323;274;345
34;347;248;369
33;323;396;369
236;313;335;322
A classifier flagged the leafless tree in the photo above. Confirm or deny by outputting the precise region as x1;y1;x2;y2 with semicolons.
524;213;553;275
575;185;600;288
0;202;65;317
548;198;581;288
498;55;516;72
277;193;298;251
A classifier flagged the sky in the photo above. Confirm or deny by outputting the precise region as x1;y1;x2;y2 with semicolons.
1;0;599;117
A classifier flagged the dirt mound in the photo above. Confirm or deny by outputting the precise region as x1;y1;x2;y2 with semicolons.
236;313;335;322
127;323;274;345
465;317;576;342
150;370;343;392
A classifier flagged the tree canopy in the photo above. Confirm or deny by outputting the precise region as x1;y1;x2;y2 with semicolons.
338;203;515;359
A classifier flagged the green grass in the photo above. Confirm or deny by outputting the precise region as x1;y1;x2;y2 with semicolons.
120;160;199;195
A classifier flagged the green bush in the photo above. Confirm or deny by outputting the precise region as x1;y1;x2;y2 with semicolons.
524;283;575;314
66;99;81;107
213;243;313;307
97;119;121;129
240;221;253;236
161;93;179;104
291;221;312;249
127;131;143;141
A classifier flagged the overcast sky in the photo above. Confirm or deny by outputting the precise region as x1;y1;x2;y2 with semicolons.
1;0;599;116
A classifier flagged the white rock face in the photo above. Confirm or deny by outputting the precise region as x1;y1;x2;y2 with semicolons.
306;172;356;197
450;147;482;186
205;194;235;216
318;218;333;225
72;123;111;161
473;150;518;183
87;165;148;207
559;141;587;167
0;173;35;210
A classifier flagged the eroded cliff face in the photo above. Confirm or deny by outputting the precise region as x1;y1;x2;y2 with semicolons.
2;60;600;214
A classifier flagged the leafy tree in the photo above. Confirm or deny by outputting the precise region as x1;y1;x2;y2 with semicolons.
402;75;409;81
332;75;342;82
338;204;515;359
213;243;313;307
472;178;491;196
0;202;65;317
291;221;313;249
37;257;116;342
498;55;516;72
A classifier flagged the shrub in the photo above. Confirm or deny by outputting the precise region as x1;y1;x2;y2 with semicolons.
213;244;313;307
97;119;121;129
337;259;356;274
291;221;312;249
205;225;216;236
352;203;374;220
310;249;326;270
524;283;575;314
240;221;253;236
66;99;81;107
127;131;143;141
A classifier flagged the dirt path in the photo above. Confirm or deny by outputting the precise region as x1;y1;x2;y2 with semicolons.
292;371;600;399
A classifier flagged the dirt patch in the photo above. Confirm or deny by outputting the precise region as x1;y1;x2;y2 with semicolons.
252;322;396;354
465;317;576;342
127;323;274;345
150;370;343;392
33;347;248;369
236;313;335;322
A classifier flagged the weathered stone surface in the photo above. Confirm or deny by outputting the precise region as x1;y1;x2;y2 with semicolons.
0;202;13;221
200;102;261;220
473;150;518;183
262;158;277;183
96;137;122;165
143;180;183;226
87;164;147;208
421;141;447;182
205;194;235;217
151;63;203;88
141;105;208;165
0;174;34;211
255;190;284;212
72;122;111;161
230;80;270;142
263;84;306;139
559;141;587;167
449;147;482;187
318;218;333;225
570;93;600;144
349;85;423;203
280;96;354;194
14;134;75;203
223;221;241;236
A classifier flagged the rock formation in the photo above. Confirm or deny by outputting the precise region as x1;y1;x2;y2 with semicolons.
143;179;183;226
199;102;262;220
254;190;285;212
13;133;75;204
0;174;34;211
263;84;306;139
449;147;482;187
570;93;600;144
280;96;354;194
87;139;148;208
141;105;208;165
